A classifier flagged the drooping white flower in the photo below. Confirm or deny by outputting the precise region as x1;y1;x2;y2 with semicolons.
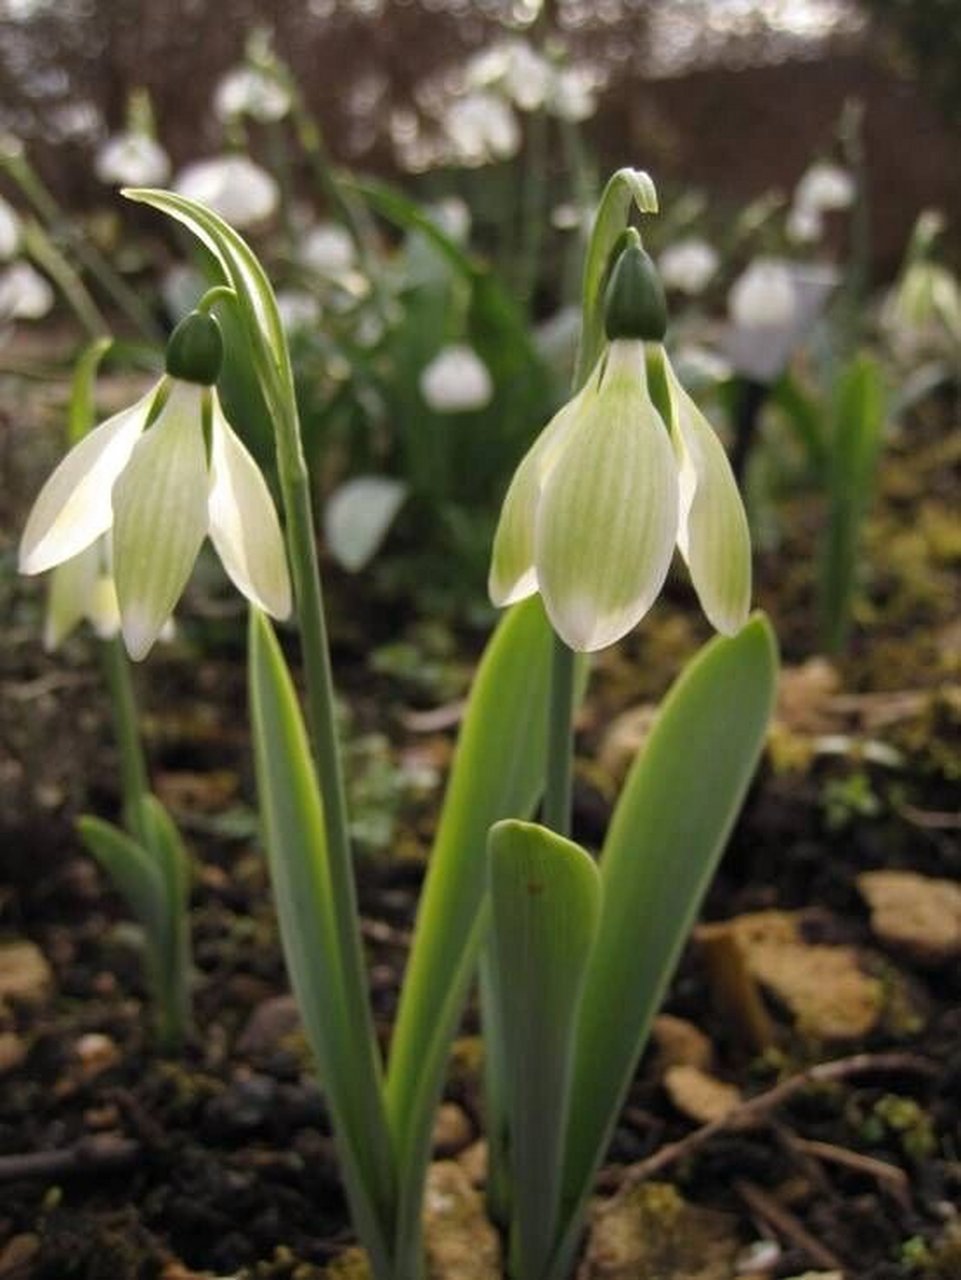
44;536;120;650
95;132;171;187
794;162;855;215
20;313;291;660
420;344;493;413
0;262;54;320
443;92;520;166
300;222;356;276
502;39;553;112
786;201;823;244
0;195;21;260
174;156;279;229
658;237;719;296
728;257;796;329
426;196;471;244
549;65;600;122
214;67;291;123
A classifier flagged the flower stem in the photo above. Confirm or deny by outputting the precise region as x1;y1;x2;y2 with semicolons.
543;632;576;837
99;636;150;840
20;219;108;340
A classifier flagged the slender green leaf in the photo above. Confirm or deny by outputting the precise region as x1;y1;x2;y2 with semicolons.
819;353;885;653
76;815;165;939
386;597;569;1267
489;820;601;1280
575;168;658;386
551;614;778;1279
135;794;193;1048
771;372;829;478
68;337;113;445
248;610;394;1272
350;177;480;281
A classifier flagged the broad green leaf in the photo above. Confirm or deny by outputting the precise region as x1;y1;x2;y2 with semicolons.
67;336;113;445
386;597;567;1266
819;353;885;653
575;168;658;387
489;821;600;1280
77;815;165;939
551;614;777;1279
248;610;394;1272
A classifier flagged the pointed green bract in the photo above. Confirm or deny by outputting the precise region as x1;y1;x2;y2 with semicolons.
549;614;778;1279
488;820;601;1280
77;816;166;940
112;382;209;660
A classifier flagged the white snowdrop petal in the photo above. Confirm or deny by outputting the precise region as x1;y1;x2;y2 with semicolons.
324;476;409;573
19;390;154;575
43;541;100;650
0;195;21;260
112;383;210;661
95;133;171;187
207;399;292;619
174;156;278;229
419;344;493;413
0;262;54;320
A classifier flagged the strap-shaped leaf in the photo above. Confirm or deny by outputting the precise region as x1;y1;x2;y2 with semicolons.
248;609;395;1272
489;820;601;1280
575;168;658;387
68;336;113;445
385;597;564;1266
551;614;778;1278
77;815;166;940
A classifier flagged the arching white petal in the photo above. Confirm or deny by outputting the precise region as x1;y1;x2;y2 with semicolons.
112;382;209;660
208;397;292;619
43;541;100;650
666;361;751;636
488;389;585;607
535;342;678;651
19;390;155;575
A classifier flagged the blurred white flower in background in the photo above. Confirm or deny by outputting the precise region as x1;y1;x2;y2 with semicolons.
0;261;54;321
502;40;553;112
214;67;291;123
174;155;279;228
0;195;21;260
787;161;855;243
444;91;520;166
658;237;719;296
728;257;796;329
300;222;356;276
550;65;601;122
95;132;171;187
160;263;204;322
420;344;493;412
275;289;321;334
426;197;471;244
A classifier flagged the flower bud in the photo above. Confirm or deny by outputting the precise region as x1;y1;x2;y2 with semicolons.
165;310;224;386
603;240;667;343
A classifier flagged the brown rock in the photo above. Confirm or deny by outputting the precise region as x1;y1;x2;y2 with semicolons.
650;1014;714;1073
0;941;53;1006
74;1032;120;1079
432;1102;473;1156
583;1182;740;1280
236;994;301;1056
0;1031;27;1074
857;870;961;966
0;1235;39;1280
424;1160;501;1279
456;1139;488;1187
664;1065;742;1124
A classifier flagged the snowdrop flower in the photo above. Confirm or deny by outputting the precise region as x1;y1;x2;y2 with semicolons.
275;289;321;334
174;156;279;229
214;67;291;123
0;195;20;260
658;237;719;296
0;262;54;321
420;344;493;413
19;311;291;660
95;132;171;187
301;222;356;276
502;40;553;113
549;65;600;122
444;92;520;166
786;201;823;244
794;162;854;215
44;537;120;650
490;242;750;650
426;197;471;244
728;257;796;329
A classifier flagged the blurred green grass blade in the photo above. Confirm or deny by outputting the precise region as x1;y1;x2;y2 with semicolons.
350;177;480;281
575;168;658;386
248;610;394;1270
819;352;886;653
76;815;165;939
489;820;601;1280
771;372;829;478
67;336;113;445
552;614;778;1278
135;794;193;1049
385;597;568;1263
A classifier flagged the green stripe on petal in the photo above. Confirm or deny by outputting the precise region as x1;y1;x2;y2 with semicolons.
208;394;292;619
488;391;585;608
19;391;154;575
666;359;751;635
535;341;678;651
113;382;210;660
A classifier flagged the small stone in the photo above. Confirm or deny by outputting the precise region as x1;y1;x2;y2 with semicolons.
74;1032;120;1079
736;1239;781;1273
0;1233;39;1280
651;1014;714;1073
0;1031;27;1074
664;1065;742;1124
598;703;658;783
457;1139;488;1187
432;1102;473;1155
423;1160;501;1278
0;941;53;1005
857;870;961;967
236;994;301;1056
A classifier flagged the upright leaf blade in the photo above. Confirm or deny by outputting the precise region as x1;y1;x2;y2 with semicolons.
552;614;778;1278
489;821;601;1280
77;816;165;939
248;610;394;1271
